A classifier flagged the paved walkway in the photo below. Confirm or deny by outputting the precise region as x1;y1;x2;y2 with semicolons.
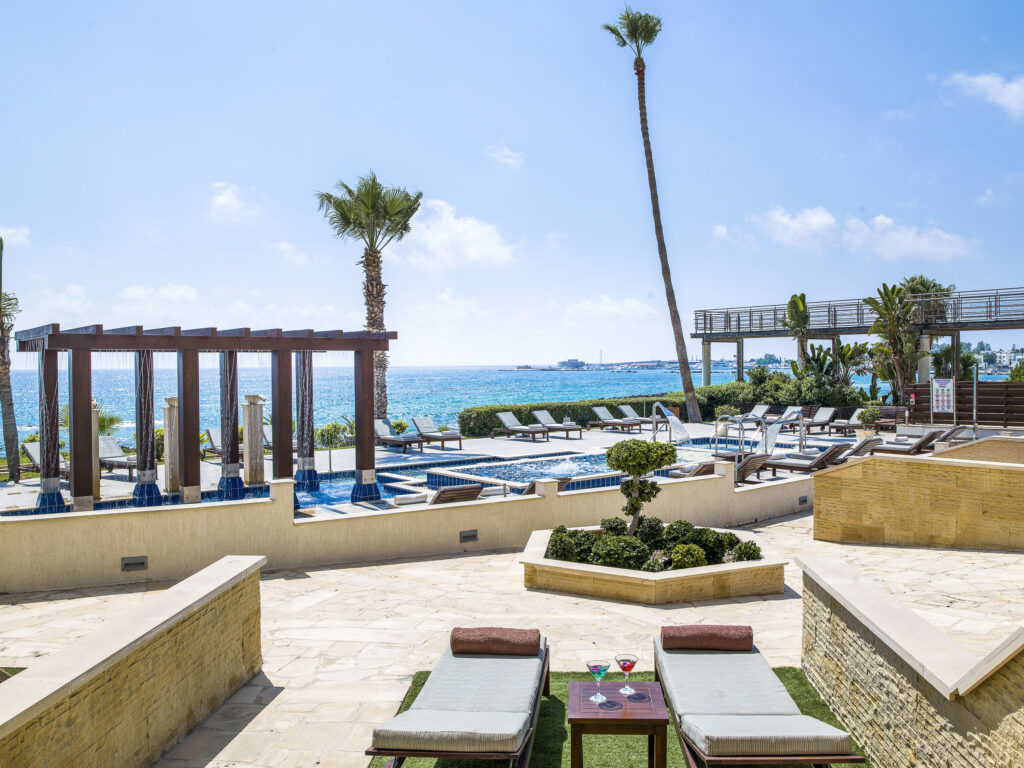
2;512;1023;767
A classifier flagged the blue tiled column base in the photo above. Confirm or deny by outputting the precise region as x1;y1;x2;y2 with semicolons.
36;490;67;512
218;475;246;501
132;482;163;507
294;468;320;493
350;481;382;503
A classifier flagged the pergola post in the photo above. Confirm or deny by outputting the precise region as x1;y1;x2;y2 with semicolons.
735;339;744;382
36;348;65;511
69;349;93;511
701;341;711;387
218;351;244;500
270;350;293;481
132;350;161;505
162;397;179;493
351;349;380;502
294;350;319;492
242;394;265;485
177;349;201;503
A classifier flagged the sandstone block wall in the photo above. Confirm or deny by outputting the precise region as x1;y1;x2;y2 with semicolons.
802;574;1024;768
0;557;264;768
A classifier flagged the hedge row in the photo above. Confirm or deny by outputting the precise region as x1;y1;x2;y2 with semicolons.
457;394;690;438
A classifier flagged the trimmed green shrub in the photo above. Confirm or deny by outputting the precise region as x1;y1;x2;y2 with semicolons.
671;543;707;569
546;532;578;562
391;419;409;435
606;440;676;534
730;540;763;562
600;517;629;536
714;404;741;419
590;535;651;570
692;527;727;565
858;407;881;427
635;516;665;549
640;554;667;572
721;531;740;549
566;528;597;561
663;520;695;549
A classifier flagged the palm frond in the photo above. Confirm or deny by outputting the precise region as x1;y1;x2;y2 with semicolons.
605;6;662;57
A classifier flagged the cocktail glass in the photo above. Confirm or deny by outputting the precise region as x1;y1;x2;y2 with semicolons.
586;660;611;703
616;654;638;695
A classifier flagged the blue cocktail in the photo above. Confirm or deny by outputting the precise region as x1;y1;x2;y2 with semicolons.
586;660;611;703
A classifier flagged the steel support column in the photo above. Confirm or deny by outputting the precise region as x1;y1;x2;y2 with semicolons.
735;339;744;382
702;341;711;387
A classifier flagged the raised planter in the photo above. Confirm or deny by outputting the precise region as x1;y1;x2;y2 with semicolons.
520;526;786;605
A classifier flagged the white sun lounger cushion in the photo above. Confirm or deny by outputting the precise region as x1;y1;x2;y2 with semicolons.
681;713;853;757
372;639;546;753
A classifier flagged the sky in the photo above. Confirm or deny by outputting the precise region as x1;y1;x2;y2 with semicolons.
1;1;1023;368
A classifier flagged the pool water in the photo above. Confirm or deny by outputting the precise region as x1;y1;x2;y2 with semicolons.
296;481;396;508
451;448;715;484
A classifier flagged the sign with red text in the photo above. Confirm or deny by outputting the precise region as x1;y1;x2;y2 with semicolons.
932;378;954;413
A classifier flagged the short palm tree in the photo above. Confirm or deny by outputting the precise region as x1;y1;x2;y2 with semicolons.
604;8;700;423
0;236;20;482
865;283;919;403
831;340;870;387
781;293;810;371
316;172;422;418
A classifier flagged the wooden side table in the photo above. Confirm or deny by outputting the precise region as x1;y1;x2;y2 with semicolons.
567;680;669;768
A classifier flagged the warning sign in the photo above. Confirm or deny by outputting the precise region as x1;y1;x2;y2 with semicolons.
932;379;954;414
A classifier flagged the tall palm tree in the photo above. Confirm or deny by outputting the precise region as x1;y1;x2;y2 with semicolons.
864;283;919;404
316;172;422;418
0;236;20;482
604;7;700;422
781;293;810;371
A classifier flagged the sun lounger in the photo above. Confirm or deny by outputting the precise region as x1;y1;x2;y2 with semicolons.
530;410;582;439
734;453;770;485
375;419;425;453
412;416;464;450
21;441;69;478
653;630;861;766
764;405;804;426
588;405;643;433
738;403;770;424
203;427;245;461
521;477;572;495
833;436;882;464
667;461;716;479
97;436;138;480
787;406;836;433
828;408;865;436
261;425;297;454
367;629;550;767
934;425;970;445
617;403;668;430
493;412;549;442
429;483;483;504
871;428;944;455
760;443;848;477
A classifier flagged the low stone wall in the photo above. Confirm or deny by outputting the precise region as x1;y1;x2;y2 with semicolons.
0;555;265;768
521;526;786;604
934;435;1024;464
799;556;1024;768
813;453;1024;549
0;462;811;593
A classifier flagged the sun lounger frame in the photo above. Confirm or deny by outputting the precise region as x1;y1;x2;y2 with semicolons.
365;643;551;768
412;416;464;450
530;410;583;439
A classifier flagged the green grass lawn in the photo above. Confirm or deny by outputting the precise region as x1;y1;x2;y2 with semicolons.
369;669;871;768
0;667;25;681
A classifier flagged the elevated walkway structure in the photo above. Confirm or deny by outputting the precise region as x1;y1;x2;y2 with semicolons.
691;286;1024;385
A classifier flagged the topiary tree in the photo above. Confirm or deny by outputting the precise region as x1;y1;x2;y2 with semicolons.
605;439;677;535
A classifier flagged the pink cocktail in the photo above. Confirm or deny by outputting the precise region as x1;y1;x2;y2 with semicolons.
616;654;638;695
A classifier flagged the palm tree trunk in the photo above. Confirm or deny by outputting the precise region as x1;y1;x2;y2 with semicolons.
0;353;19;482
634;57;701;423
362;247;389;418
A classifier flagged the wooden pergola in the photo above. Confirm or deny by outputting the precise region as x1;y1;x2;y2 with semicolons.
15;324;396;511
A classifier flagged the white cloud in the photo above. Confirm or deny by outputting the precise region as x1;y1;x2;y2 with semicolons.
394;199;516;270
553;295;657;320
208;182;260;221
486;142;524;169
749;206;837;252
34;284;92;319
271;241;309;266
711;224;759;252
944;72;1024;120
0;226;30;246
120;283;201;303
545;232;569;249
977;188;995;204
842;215;977;261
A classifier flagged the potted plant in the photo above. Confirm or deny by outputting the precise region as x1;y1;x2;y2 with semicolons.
856;407;881;442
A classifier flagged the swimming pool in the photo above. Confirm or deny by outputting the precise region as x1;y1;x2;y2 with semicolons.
449;449;716;484
296;481;396;509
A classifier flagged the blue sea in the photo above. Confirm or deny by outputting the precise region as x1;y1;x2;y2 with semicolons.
1;364;998;454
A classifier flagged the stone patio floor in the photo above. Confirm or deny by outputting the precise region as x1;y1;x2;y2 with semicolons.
3;511;1023;767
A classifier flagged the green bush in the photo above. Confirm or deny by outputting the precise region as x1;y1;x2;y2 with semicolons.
663;519;695;549
316;421;352;449
671;543;707;569
714;404;741;419
154;427;164;461
1010;361;1024;383
640;554;667;572
635;516;665;549
546;532;578;562
600;517;629;536
730;540;763;562
391;419;409;435
566;528;597;561
458;395;692;437
692;527;727;565
589;535;650;570
606;439;677;478
721;531;740;549
23;433;39;443
858;407;881;427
